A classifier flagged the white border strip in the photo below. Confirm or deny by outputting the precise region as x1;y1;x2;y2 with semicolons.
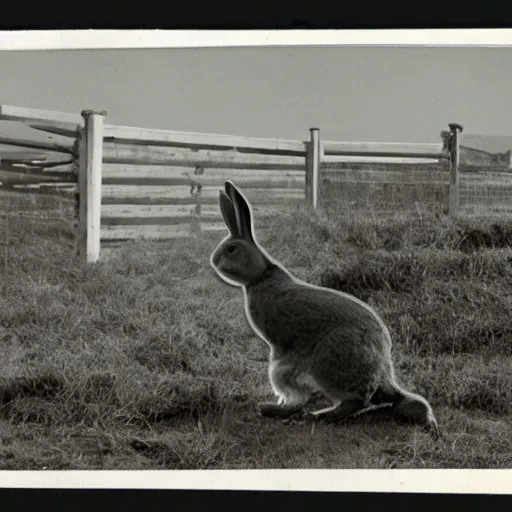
0;469;511;493
2;29;512;51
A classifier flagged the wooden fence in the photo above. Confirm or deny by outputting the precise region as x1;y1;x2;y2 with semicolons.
1;104;467;263
0;105;310;263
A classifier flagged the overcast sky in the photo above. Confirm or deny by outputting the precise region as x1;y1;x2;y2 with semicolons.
0;46;511;144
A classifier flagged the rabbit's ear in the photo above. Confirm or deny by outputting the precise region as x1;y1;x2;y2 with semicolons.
225;181;255;243
219;190;239;236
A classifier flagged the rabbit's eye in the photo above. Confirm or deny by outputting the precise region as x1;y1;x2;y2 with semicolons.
226;245;238;255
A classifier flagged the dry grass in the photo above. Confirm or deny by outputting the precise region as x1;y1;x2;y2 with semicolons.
0;192;511;469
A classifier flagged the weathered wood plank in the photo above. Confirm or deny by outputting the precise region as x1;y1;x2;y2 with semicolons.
102;164;189;181
102;196;208;206
0;104;83;125
101;203;288;219
0;149;50;162
102;204;198;219
102;216;199;226
0;171;74;186
189;168;305;184
7;183;76;198
201;223;230;233
103;163;305;180
102;215;287;228
321;154;441;164
101;178;304;189
20;160;75;170
101;219;279;240
0;162;75;180
0;127;75;154
100;165;303;177
101;165;305;188
101;224;193;240
101;185;305;204
32;161;75;171
101;196;306;206
0;186;76;204
102;142;305;170
322;168;449;184
103;124;306;156
102;215;226;226
322;140;447;159
0;143;73;164
28;123;80;138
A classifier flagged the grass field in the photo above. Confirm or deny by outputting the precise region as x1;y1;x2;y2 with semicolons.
1;191;512;470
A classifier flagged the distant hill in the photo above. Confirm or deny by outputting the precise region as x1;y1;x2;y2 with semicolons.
459;133;512;169
461;134;512;155
440;131;512;169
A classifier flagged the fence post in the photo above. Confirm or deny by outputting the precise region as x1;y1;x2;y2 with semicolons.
448;122;463;217
79;110;106;263
306;127;321;209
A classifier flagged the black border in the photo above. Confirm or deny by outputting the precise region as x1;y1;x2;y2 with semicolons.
3;0;512;30
0;489;511;510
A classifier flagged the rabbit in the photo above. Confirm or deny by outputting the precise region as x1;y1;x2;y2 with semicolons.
209;180;441;440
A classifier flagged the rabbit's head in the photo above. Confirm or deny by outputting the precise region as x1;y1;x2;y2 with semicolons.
210;181;272;287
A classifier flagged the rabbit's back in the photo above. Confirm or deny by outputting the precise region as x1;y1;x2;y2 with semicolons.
245;279;391;358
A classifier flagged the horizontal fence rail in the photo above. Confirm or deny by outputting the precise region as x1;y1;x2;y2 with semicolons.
101;185;304;204
0;130;75;154
101;165;305;188
0;104;83;125
322;140;449;160
103;124;307;156
101;143;306;169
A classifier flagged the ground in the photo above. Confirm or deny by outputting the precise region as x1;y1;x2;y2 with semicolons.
0;192;511;469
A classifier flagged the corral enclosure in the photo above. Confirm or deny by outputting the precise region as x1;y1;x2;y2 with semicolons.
1;105;512;262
